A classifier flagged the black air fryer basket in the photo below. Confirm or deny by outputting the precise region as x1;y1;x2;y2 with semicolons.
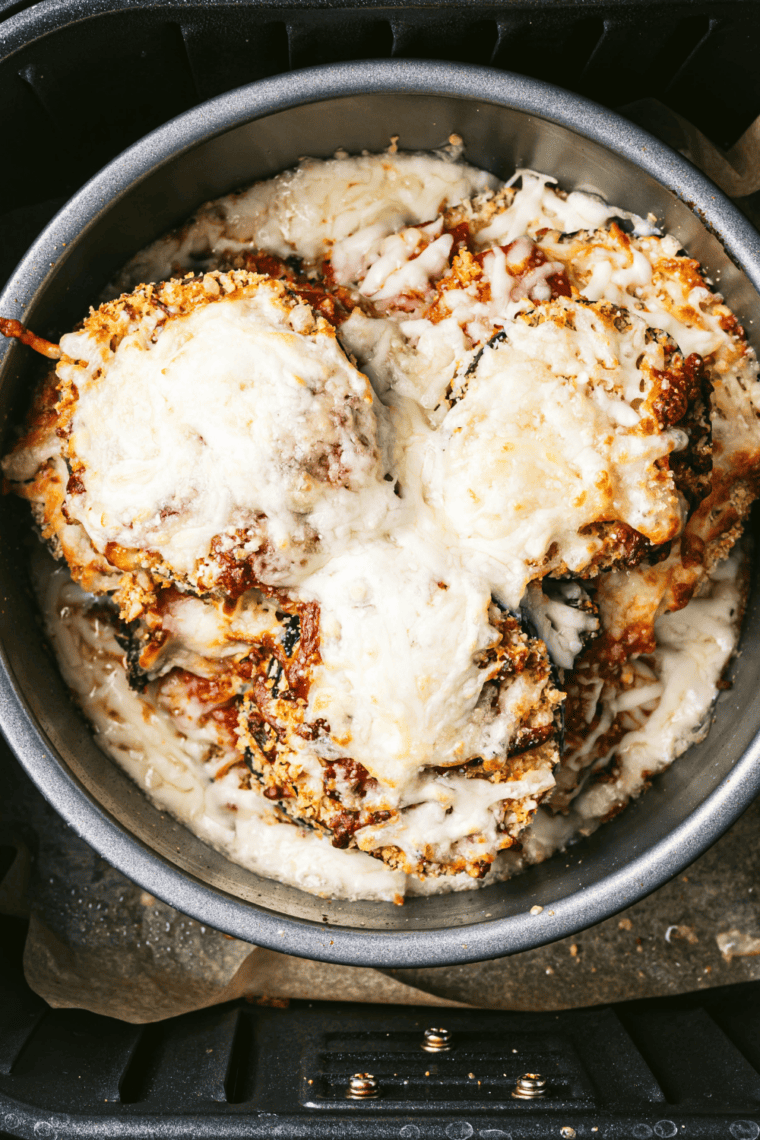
3;2;760;1138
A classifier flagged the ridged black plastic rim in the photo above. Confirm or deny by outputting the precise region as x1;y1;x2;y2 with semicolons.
2;59;760;967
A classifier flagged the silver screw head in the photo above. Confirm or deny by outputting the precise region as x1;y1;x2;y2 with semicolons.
422;1027;452;1052
512;1072;547;1099
346;1072;380;1099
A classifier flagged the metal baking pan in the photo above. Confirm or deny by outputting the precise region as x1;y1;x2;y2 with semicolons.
1;60;760;967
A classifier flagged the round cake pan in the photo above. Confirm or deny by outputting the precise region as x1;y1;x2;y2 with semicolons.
1;60;760;968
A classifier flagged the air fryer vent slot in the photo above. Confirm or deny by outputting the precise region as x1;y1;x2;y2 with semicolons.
2;3;760;215
180;19;290;99
616;1006;760;1107
119;1006;242;1105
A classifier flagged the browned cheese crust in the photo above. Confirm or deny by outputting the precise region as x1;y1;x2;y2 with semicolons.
233;605;562;878
531;223;759;811
3;271;375;624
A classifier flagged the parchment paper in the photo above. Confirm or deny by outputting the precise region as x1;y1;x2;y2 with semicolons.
622;97;760;203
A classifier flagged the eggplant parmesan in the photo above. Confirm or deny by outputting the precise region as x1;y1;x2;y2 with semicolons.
2;150;757;901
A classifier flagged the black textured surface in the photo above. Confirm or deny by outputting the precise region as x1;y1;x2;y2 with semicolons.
2;904;760;1139
2;0;760;212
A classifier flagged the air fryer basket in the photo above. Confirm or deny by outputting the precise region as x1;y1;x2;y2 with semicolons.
2;61;760;967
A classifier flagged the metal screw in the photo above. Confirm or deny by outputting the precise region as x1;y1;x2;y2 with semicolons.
512;1072;547;1099
422;1027;452;1053
346;1073;380;1100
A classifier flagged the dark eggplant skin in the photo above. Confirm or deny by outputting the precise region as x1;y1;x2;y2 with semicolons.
113;620;151;692
490;593;566;756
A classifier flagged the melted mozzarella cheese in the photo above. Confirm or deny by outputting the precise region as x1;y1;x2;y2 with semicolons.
476;169;651;247
61;285;391;583
113;151;497;292
354;761;555;868
511;550;743;873
36;543;741;900
40;564;406;902
578;555;741;817
300;534;515;787
521;581;599;672
427;306;685;607
21;150;753;901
